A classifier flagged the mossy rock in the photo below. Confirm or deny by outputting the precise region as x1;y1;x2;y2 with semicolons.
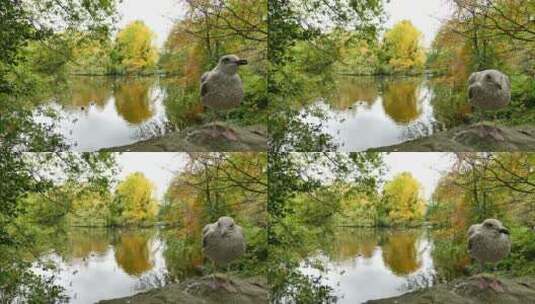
102;122;267;152
98;274;268;304
367;275;535;304
369;123;535;152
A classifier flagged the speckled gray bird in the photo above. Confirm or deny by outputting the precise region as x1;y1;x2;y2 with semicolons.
202;216;246;269
200;54;248;112
468;69;511;112
468;218;511;290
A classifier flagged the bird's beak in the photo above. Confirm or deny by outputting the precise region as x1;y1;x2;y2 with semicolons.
236;59;248;65
499;227;510;235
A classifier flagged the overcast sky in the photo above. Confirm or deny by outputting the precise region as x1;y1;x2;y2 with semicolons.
116;153;188;200
384;0;452;47
117;0;184;48
383;152;455;200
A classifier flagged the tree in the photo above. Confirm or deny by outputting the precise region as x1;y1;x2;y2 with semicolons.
268;152;385;303
111;21;158;72
1;0;119;152
383;172;426;223
382;20;426;71
0;152;118;302
269;0;387;151
112;172;158;224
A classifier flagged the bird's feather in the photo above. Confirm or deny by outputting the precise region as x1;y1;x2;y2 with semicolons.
201;72;209;83
200;81;209;97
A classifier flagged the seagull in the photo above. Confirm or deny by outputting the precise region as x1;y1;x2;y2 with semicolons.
200;54;248;140
468;218;511;291
468;69;511;125
202;216;246;286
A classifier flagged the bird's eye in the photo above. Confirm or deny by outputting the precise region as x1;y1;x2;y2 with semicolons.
486;74;492;81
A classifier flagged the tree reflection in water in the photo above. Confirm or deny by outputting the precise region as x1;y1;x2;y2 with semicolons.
114;78;156;124
382;80;422;124
113;230;156;276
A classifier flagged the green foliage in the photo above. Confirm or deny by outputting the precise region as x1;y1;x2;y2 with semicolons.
159;0;267;127
0;152;118;303
428;152;535;278
161;153;267;278
427;0;535;126
268;152;385;303
499;226;535;276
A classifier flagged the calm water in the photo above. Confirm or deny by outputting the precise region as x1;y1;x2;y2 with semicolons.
301;76;443;151
298;228;451;304
31;227;200;304
35;77;172;151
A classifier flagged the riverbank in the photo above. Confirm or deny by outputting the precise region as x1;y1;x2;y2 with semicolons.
369;123;535;152
102;122;268;152
367;275;535;304
98;274;268;304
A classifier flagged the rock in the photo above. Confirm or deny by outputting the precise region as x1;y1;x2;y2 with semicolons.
98;274;268;304
369;123;535;152
366;275;535;304
102;123;267;152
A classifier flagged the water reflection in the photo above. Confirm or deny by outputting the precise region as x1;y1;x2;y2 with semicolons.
40;76;170;151
381;232;422;276
114;79;155;124
32;228;184;304
301;76;440;151
113;231;155;276
62;77;112;110
382;80;421;124
300;228;436;304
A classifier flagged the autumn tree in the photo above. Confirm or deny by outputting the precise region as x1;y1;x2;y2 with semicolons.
448;0;535;70
383;172;426;223
381;20;426;71
112;172;159;224
111;21;158;72
164;153;267;227
161;153;267;279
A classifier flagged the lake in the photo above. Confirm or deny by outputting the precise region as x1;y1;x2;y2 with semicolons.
300;76;444;151
34;77;175;151
31;227;202;304
297;228;465;304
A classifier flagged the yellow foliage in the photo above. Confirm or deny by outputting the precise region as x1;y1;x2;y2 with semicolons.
114;20;158;71
115;172;159;223
383;20;426;71
383;172;426;223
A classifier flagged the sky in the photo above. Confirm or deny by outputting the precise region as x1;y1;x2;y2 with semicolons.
116;153;188;200
115;152;453;203
384;0;453;47
117;0;185;48
383;152;455;200
115;0;450;49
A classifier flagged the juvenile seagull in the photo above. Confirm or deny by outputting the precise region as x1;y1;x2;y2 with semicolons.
202;216;246;285
468;69;511;123
468;218;511;291
200;55;248;139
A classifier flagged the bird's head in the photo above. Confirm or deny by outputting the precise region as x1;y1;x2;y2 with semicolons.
468;70;509;102
482;218;509;236
216;54;248;75
217;216;236;237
